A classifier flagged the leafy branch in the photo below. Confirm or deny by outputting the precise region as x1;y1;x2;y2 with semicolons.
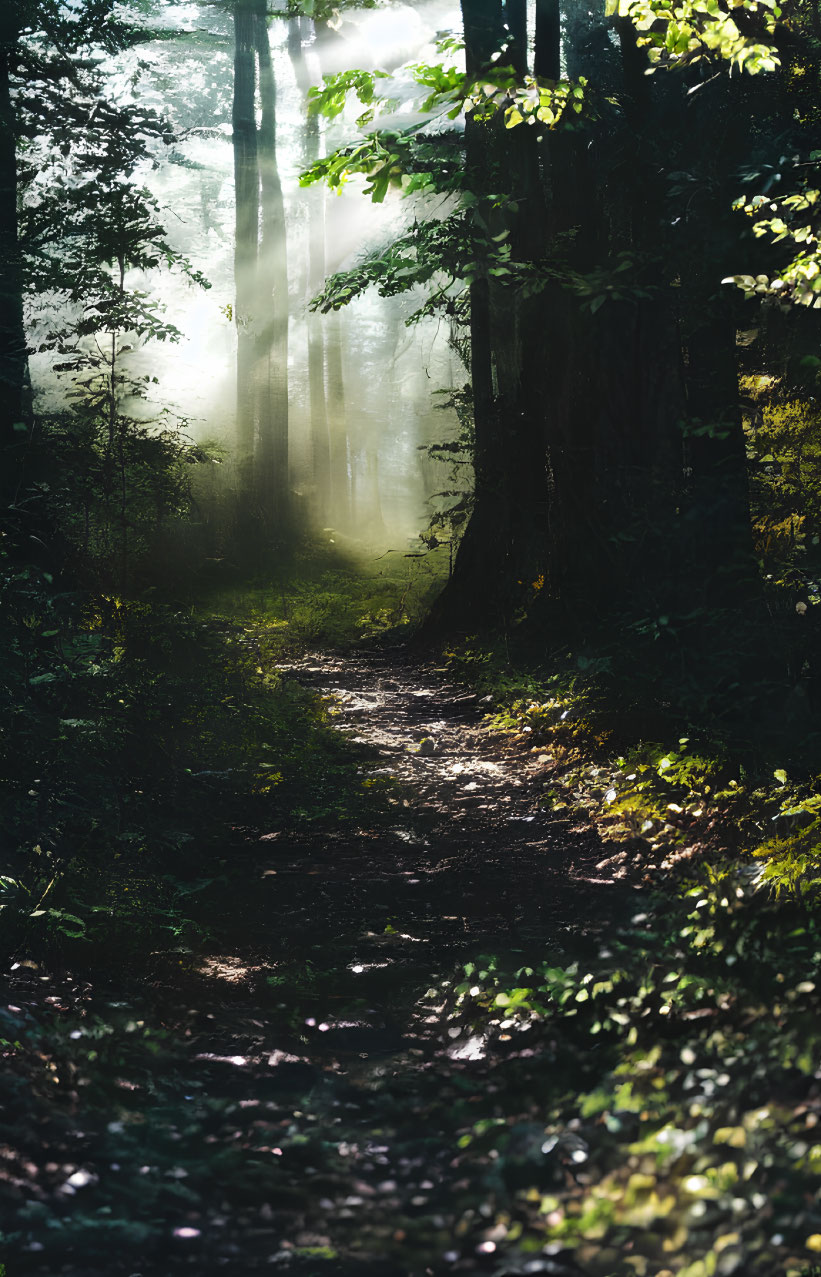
306;67;396;128
607;0;781;73
724;174;821;307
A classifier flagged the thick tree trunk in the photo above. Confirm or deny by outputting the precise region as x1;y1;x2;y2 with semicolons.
677;81;759;617
426;0;554;634
683;281;756;607
425;32;503;628
534;0;560;78
462;0;506;70
504;0;528;73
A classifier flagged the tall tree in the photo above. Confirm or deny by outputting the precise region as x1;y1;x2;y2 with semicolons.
0;0;157;514
427;0;553;631
0;4;26;480
231;0;290;539
301;0;801;678
289;17;330;518
232;0;261;500
255;3;289;523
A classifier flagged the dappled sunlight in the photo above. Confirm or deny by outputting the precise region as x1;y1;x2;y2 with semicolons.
6;0;821;1274
194;954;253;983
5;645;821;1274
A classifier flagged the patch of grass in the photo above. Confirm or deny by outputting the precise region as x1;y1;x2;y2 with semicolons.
200;540;450;654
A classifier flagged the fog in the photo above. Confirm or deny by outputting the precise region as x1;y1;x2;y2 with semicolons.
40;0;469;556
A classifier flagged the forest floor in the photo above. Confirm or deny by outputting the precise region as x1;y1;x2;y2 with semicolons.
3;645;821;1277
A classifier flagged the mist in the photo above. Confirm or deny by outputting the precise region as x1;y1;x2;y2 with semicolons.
30;0;469;561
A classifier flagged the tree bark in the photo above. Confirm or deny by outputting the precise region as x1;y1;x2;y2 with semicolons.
325;312;351;530
683;279;756;607
254;4;289;529
534;0;560;79
504;0;528;74
678;79;758;615
0;11;28;495
289;17;330;519
232;0;259;495
426;0;552;633
462;0;505;72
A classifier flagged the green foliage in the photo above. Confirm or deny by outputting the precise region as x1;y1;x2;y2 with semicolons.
38;411;205;589
204;542;450;653
309;202;579;323
11;0;150;57
572;251;659;313
304;49;589;136
410;58;589;131
756;826;821;899
13;17;212;591
309;210;475;315
623;0;819;314
434;869;821;1269
473;73;588;131
300;47;589;208
407;57;468;118
609;0;781;73
299;129;420;202
744;389;821;596
306;68;394;126
440;632;821;898
727;174;821;307
275;0;380;18
0;561;391;965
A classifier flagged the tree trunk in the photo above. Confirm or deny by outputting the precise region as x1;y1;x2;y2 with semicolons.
677;80;759;617
289;18;330;520
534;0;560;79
504;0;528;73
683;278;755;607
325;312;351;530
254;4;289;531
0;12;27;496
426;0;554;634
232;0;259;498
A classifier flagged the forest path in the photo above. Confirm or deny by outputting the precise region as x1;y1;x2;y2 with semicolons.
233;648;621;957
8;648;634;1276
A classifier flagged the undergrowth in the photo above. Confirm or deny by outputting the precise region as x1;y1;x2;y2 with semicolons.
0;563;391;973
199;539;450;653
441;636;821;901
428;878;821;1275
422;636;821;1275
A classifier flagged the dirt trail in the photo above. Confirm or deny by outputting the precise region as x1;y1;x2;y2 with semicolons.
5;650;631;1276
261;650;624;942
